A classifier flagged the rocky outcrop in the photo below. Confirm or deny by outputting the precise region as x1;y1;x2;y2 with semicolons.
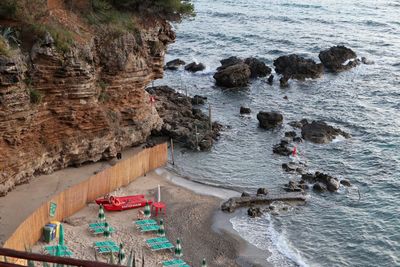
191;95;207;105
214;63;251;88
301;120;350;144
273;54;324;80
302;172;342;192
257;111;283;129
247;207;262;218
319;46;358;72
165;58;185;70
244;57;271;78
185;62;205;72
147;86;222;151
221;193;307;213
213;56;271;88
0;14;175;195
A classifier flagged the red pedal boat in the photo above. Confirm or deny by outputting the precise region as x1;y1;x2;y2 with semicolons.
95;195;152;211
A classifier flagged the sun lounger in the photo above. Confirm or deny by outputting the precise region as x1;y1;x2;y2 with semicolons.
44;246;73;256
89;222;107;228
91;226;115;235
162;258;186;266
140;225;160;232
146;237;169;246
96;245;120;254
93;240;117;248
135;219;157;226
150;242;174;251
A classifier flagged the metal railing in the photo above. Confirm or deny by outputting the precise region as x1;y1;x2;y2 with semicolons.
0;247;121;267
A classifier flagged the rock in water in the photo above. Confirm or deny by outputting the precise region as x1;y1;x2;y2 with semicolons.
256;188;268;195
240;106;251;114
165;58;185;70
218;56;243;69
213;63;251;88
248;207;262;218
244;57;272;78
361;57;374;65
326;178;340;192
274;54;324;80
313;182;327;192
191;95;207;105
257;111;283;129
301;120;350;144
340;179;352;187
319;45;358;72
185;62;205;72
267;74;274;84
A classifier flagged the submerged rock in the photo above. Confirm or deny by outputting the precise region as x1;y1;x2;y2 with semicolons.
256;188;268;195
361;57;374;65
313;182;326;192
185;62;205;72
301;120;350;144
340;179;352;187
273;141;292;156
267;74;274;85
274;54;324;80
257;111;283;129
165;58;185;70
319;45;358;72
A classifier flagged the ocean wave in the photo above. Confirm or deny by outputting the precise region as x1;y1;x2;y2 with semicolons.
280;3;323;9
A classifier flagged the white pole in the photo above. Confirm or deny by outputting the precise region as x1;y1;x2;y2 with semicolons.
158;184;161;203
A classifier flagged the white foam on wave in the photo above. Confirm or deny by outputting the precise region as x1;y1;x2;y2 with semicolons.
332;135;347;143
230;214;309;267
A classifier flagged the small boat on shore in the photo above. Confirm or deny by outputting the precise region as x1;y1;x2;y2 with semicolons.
95;195;152;211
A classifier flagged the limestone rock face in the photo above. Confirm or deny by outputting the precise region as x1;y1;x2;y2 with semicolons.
0;19;175;196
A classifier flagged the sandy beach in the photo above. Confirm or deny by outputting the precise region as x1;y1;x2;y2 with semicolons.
28;169;269;266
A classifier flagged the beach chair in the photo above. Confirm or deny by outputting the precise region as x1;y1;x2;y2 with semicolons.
150;242;174;251
96;245;120;254
89;222;107;228
44;246;73;256
162;258;186;266
146;237;169;246
93;240;117;248
135;219;157;226
140;224;160;232
91;226;115;235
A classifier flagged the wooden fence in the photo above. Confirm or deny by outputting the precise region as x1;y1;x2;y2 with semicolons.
2;143;168;252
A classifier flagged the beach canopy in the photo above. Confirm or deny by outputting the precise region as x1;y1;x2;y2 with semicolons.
98;204;105;222
144;202;151;218
158;219;165;237
201;258;207;267
174;238;182;258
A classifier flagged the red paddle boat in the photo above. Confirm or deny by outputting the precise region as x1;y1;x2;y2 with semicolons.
95;194;152;211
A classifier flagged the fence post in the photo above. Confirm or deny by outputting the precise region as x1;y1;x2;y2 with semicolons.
170;139;175;165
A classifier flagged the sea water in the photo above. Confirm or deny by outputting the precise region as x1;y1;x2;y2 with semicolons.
155;0;400;266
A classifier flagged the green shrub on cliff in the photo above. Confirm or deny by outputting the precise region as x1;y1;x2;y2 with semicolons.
29;88;42;104
107;0;195;20
0;0;17;20
0;36;10;56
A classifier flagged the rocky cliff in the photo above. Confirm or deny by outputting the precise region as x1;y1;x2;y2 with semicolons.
0;5;175;196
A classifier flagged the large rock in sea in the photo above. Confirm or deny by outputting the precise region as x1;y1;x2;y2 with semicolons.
273;54;324;80
301;120;350;144
213;63;251;88
319;45;358;72
165;58;185;70
257;111;283;129
244;57;272;78
185;62;205;72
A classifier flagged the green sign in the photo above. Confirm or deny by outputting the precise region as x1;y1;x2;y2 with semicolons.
49;202;57;217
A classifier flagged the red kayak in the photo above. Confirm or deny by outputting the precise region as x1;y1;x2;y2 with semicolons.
95;194;152;211
95;194;145;205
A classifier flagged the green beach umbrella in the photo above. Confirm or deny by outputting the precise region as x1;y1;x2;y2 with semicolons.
118;243;126;264
174;239;182;258
98;204;105;222
158;219;165;236
144;202;151;218
58;223;64;246
103;222;110;238
201;258;207;267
